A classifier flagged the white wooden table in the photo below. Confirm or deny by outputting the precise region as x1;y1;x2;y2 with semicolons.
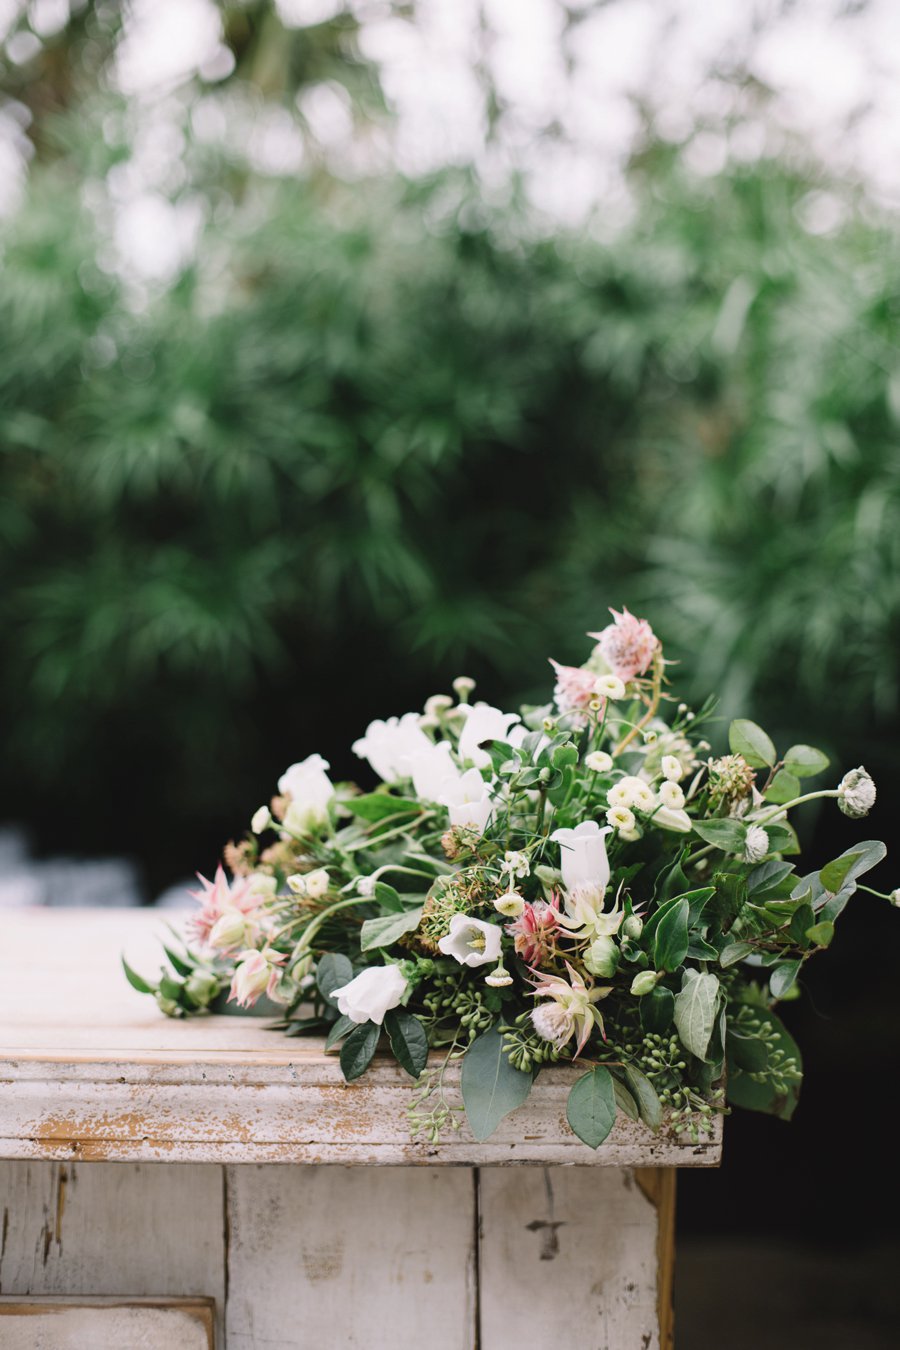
0;910;721;1348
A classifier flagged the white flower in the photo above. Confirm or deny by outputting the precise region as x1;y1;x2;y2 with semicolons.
585;750;613;773
606;805;636;834
485;962;514;988
356;876;377;897
457;703;521;769
245;873;278;900
332;965;409;1026
594;673;626;700
653;806;693;833
607;780;636;808
278;754;335;832
550;820;612;892
352;714;433;783
559;885;623;942
743;826;769;863
658;780;685;810
439;767;493;834
400;740;461;801
622;776;657;812
494;889;526;918
501;850;530;880
837;766;877;819
661;755;683;782
452;675;476;698
889;889;900;908
251;805;272;833
425;694;454;716
438;914;503;967
304;868;330;899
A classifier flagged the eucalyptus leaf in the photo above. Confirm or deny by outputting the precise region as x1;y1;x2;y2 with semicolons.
673;970;720;1060
461;1026;532;1141
783;744;830;778
359;906;425;953
728;718;776;768
566;1066;617;1149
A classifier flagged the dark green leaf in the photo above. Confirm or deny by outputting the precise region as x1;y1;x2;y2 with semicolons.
374;882;403;912
611;1074;639;1121
162;944;195;977
384;1009;429;1079
566;1067;618;1149
728;719;776;768
764;822;801;855
317;953;354;1007
725;1029;768;1074
623;1064;662;1132
748;860;795;896
641;985;675;1034
325;1014;355;1050
708;872;748;933
653;897;689;972
122;956;156;995
726;1010;802;1120
788;902;816;947
819;853;861;894
359;906;424;952
805;921;835;948
719;940;754;968
340;1021;380;1081
461;1026;532;1141
769;961;801;999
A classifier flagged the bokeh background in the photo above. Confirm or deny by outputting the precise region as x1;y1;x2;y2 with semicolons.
2;2;898;1343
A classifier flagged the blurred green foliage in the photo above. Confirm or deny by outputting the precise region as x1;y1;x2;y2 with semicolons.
2;7;899;887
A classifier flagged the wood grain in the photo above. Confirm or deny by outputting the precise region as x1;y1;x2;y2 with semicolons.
0;1299;214;1350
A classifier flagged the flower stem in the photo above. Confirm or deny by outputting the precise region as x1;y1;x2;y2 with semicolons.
612;648;664;758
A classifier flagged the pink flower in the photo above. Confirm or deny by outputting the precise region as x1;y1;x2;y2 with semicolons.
549;659;601;721
228;947;287;1008
588;607;657;682
506;892;561;966
187;865;263;946
528;961;609;1056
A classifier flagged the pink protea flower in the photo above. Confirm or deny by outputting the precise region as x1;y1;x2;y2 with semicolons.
187;865;263;946
528;960;610;1056
549;659;600;719
588;607;657;682
228;947;287;1008
506;892;561;966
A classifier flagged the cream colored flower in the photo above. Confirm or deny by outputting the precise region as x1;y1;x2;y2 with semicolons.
585;750;613;773
606;805;636;834
661;755;683;781
658;780;685;810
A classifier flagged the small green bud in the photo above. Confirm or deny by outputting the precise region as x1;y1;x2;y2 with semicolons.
622;914;643;941
630;969;662;997
155;992;184;1018
184;970;220;1007
583;935;619;978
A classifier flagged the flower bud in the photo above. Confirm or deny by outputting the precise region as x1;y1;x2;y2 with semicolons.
837;766;876;819
485;962;513;988
155;992;183;1018
889;889;900;908
290;952;313;982
584;935;619;978
452;676;476;701
630;970;661;997
622;913;643;941
494;890;525;918
251;805;272;834
246;872;278;899
594;673;626;700
185;969;220;1007
304;868;330;899
209;909;248;951
743;825;769;864
425;694;454;717
585;750;613;773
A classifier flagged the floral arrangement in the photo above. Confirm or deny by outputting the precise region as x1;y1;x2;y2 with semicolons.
124;608;893;1149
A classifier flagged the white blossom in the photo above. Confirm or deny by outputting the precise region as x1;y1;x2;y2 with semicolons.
550;821;612;892
438;914;503;967
332;965;408;1025
837;766;876;819
457;703;521;769
743;825;769;863
585;750;613;773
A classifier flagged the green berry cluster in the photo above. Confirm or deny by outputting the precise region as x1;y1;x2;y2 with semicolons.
420;969;497;1044
500;1010;564;1072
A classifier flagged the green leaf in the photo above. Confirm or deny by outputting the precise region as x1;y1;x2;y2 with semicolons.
566;1067;617;1149
692;818;748;853
655;850;691;902
788;902;816;947
764;822;801;855
359;906;424;953
819;853;861;894
805;921;835;948
162;944;195;977
317;953;354;1008
384;1009;429;1079
461;1026;533;1141
652;896;689;972
748;860;795;896
769;960;801;999
325;1014;355;1049
640;985;675;1034
725;1030;768;1074
728;719;776;768
346;794;421;823
708;872;748;933
673;970;720;1060
340;1021;380;1081
374;882;403;912
783;744;830;778
765;770;801;804
551;742;578;769
122;956;156;995
611;1074;639;1121
159;974;183;1002
726;1010;802;1120
719;940;754;968
622;1064;662;1132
